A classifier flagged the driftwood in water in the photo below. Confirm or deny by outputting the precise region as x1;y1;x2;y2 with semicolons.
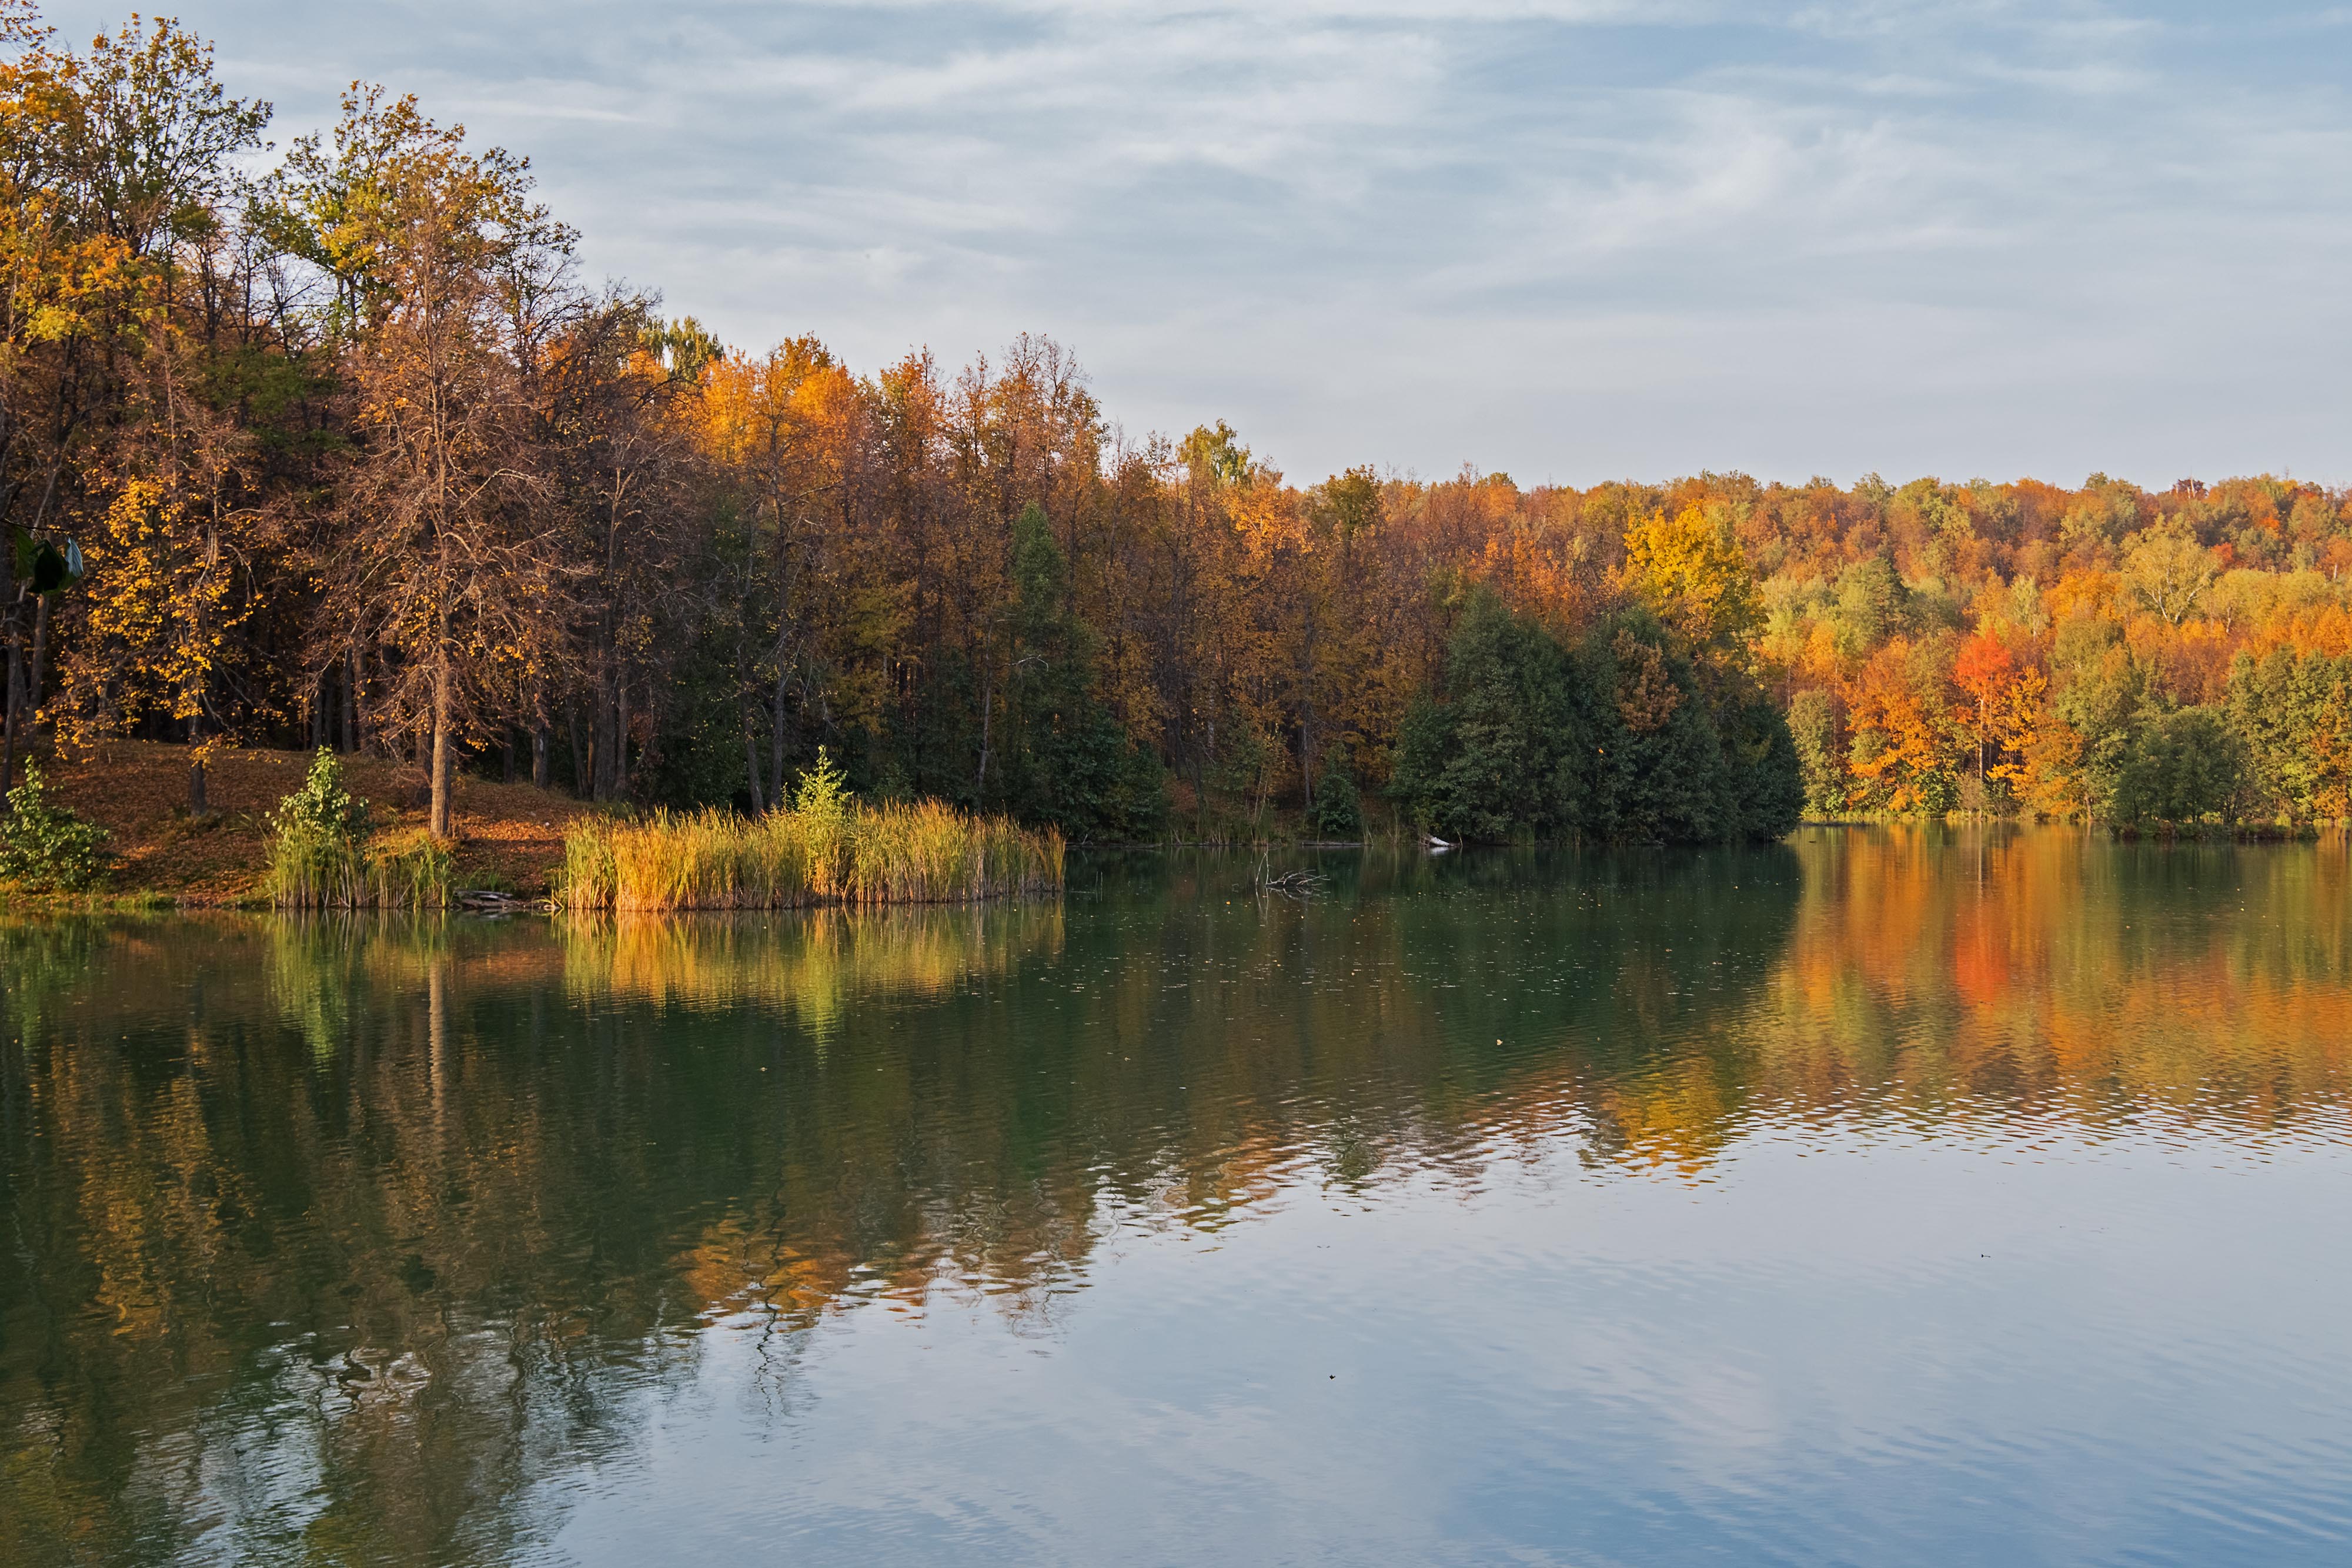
455;888;547;912
1252;855;1331;898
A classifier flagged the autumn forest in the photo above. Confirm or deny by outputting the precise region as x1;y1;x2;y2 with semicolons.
6;7;2351;852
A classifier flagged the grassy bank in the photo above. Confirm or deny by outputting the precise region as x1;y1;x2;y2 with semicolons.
1;742;1062;910
559;799;1064;911
3;741;594;906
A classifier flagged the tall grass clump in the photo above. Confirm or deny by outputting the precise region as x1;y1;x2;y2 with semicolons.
267;748;455;909
559;748;1063;911
267;748;372;907
366;834;455;909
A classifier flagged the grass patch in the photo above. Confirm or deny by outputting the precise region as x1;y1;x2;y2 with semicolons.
0;886;175;914
367;833;457;908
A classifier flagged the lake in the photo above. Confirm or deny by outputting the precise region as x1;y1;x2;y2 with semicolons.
3;828;2348;1566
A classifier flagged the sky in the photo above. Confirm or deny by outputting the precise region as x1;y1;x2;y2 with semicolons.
42;1;2352;489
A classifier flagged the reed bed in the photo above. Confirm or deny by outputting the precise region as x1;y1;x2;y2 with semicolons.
268;828;455;910
559;798;1063;911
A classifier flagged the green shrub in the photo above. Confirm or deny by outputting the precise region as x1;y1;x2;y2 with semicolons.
794;745;856;889
266;749;455;908
1912;767;1961;819
0;764;111;892
267;748;373;908
1309;761;1363;840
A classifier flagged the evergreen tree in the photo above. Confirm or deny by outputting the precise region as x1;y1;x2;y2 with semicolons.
1391;591;1593;842
1308;751;1364;840
2112;707;2247;830
1392;594;1799;845
990;503;1164;841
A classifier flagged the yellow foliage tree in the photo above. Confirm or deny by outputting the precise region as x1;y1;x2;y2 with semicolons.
1621;504;1762;658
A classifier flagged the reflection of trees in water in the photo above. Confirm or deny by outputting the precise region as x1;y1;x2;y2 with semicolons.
3;834;2349;1562
2;918;665;1564
0;907;1092;1564
1737;828;2352;1134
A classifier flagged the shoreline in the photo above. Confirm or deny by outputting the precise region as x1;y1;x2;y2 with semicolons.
2;741;2339;913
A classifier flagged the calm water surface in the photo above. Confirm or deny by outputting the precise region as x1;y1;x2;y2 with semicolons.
4;829;2350;1566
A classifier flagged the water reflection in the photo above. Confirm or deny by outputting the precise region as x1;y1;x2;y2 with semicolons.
1;831;2347;1564
1753;827;2351;1138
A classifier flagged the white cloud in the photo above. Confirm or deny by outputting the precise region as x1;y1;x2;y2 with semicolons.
38;0;2352;484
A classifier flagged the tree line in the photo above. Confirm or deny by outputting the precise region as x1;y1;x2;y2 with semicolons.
1755;471;2352;830
4;9;2346;844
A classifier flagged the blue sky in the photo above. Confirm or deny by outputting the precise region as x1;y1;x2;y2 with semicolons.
46;2;2352;487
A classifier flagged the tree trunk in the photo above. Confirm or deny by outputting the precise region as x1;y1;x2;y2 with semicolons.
589;671;607;800
1298;602;1319;804
430;638;455;840
567;705;589;799
613;675;630;800
769;667;789;813
592;659;615;801
532;726;550;790
1299;713;1315;807
342;646;361;753
0;611;22;803
503;732;516;784
0;531;13;801
1979;694;1989;809
25;594;49;753
4;592;55;800
188;714;208;815
975;655;995;802
743;705;765;814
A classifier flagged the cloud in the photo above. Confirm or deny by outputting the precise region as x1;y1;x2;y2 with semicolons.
38;0;2352;484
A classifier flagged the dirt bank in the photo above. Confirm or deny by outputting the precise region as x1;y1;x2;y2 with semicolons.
14;741;595;905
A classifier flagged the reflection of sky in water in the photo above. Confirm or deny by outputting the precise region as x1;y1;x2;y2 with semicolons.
3;830;2349;1565
558;1135;2351;1566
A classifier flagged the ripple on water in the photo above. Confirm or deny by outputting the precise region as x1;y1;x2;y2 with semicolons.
4;836;2351;1564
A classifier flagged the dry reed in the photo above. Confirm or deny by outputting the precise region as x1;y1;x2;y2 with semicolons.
558;799;1063;911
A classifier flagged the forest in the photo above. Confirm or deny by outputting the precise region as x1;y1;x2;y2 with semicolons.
5;6;2350;850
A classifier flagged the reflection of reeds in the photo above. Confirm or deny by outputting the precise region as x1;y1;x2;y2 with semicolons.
557;801;1063;911
558;904;1064;1034
266;912;467;1058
